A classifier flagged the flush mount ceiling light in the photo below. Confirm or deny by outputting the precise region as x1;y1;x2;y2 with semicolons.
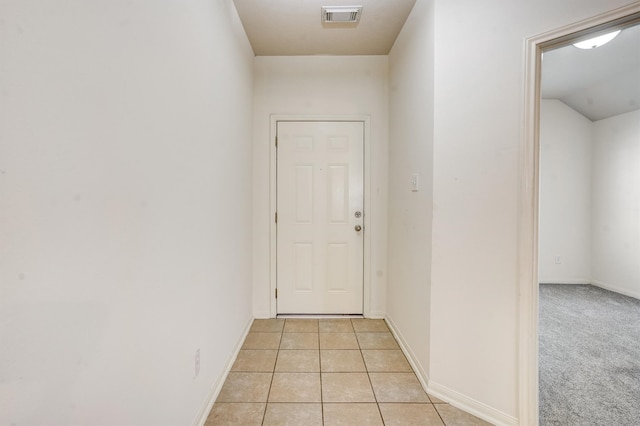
322;5;363;23
573;30;621;49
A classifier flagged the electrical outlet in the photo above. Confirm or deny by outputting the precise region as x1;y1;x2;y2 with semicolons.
195;348;200;378
554;256;561;264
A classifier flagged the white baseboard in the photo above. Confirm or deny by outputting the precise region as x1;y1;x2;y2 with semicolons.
367;310;386;319
253;310;272;319
384;315;430;391
385;315;517;426
193;316;254;426
591;280;640;300
538;279;590;284
428;381;518;426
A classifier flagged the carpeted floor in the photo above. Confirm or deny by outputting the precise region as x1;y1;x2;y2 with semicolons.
539;284;640;425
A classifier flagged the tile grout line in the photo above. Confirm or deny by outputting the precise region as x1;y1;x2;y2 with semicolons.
317;322;324;425
240;319;449;425
434;403;447;426
259;321;283;425
353;318;387;426
214;319;453;425
418;367;447;425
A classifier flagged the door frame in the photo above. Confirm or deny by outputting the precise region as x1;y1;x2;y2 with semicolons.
269;115;372;318
519;4;640;424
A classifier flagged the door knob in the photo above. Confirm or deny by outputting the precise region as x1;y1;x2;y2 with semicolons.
355;225;362;232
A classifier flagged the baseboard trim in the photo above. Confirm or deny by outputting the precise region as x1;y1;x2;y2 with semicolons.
384;315;430;391
591;280;640;300
367;310;386;319
193;316;254;426
428;381;518;426
385;315;517;426
539;279;590;285
253;310;272;319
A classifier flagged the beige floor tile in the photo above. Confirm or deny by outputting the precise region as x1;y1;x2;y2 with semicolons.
320;350;366;372
428;393;447;404
434;404;492;425
356;332;400;349
319;319;354;333
379;403;445;425
263;403;323;426
351;318;389;332
319;332;359;349
250;319;285;332
231;350;277;372
321;372;376;402
216;372;272;402
369;373;429;403
280;332;319;350
242;332;282;350
205;403;265;426
323;403;383;426
268;373;321;402
362;350;412;372
275;350;320;372
283;318;319;332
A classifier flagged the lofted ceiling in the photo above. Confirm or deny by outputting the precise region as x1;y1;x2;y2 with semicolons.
232;0;416;56
541;22;640;121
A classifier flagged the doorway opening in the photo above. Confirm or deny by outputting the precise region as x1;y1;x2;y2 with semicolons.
520;4;640;425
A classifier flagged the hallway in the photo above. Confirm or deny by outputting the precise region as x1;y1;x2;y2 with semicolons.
206;319;489;425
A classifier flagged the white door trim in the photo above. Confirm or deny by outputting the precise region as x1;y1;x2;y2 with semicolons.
269;114;372;318
519;4;640;425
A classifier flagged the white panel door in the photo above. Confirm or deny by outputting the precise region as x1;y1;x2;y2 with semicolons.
277;121;364;314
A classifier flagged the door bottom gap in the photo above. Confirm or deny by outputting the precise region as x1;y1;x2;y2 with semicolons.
276;314;364;319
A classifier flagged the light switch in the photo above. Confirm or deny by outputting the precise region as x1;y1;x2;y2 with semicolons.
411;173;419;192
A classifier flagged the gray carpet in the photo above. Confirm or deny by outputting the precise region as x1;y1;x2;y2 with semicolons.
539;284;640;425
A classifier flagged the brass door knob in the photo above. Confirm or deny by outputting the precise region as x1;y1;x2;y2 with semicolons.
355;225;362;232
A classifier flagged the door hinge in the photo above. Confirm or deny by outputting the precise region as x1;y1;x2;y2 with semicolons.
275;212;278;223
275;288;278;298
275;136;278;147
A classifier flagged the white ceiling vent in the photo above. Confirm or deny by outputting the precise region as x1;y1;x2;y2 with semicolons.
322;6;363;24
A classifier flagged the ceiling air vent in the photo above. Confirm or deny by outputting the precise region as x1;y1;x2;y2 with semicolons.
322;5;363;24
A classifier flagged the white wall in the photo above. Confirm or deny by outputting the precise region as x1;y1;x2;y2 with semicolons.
387;0;434;384
419;0;636;423
538;102;640;297
0;1;254;424
252;56;389;318
592;109;640;299
539;100;593;284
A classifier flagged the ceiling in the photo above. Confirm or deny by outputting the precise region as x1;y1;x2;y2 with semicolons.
233;1;638;122
541;23;640;121
232;0;416;56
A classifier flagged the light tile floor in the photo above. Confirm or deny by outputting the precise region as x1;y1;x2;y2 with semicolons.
206;318;490;425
